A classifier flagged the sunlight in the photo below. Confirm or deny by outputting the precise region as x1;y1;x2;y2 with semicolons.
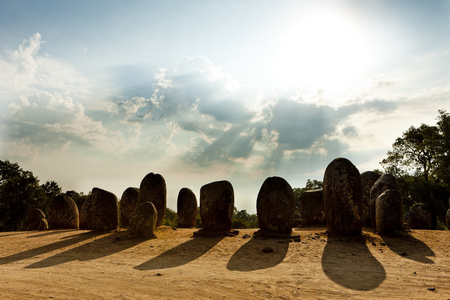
268;6;373;98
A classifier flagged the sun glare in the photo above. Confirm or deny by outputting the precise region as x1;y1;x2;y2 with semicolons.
268;6;373;97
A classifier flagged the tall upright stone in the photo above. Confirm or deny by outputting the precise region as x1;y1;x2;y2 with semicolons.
360;171;381;227
375;189;403;234
200;180;234;232
369;174;399;231
408;203;431;229
46;195;79;229
120;187;139;228
138;173;166;227
177;188;197;228
257;176;295;235
129;202;158;239
298;189;326;227
446;208;450;229
80;188;119;231
323;158;362;236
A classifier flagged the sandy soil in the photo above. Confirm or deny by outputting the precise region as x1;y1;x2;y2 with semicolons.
0;226;448;299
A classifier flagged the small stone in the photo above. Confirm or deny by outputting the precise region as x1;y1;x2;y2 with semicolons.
242;234;251;239
156;273;162;276
293;237;301;242
428;287;436;291
262;247;273;253
401;252;407;256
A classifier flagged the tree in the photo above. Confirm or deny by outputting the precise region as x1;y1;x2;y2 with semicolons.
64;190;89;211
163;207;178;227
232;207;258;228
41;181;62;200
0;160;47;231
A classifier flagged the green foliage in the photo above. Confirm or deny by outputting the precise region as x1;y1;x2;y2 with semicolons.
41;181;62;200
0;160;47;231
195;208;202;228
163;207;178;227
232;207;258;229
380;110;450;227
293;179;323;213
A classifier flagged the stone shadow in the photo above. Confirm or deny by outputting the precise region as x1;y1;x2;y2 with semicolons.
27;229;76;238
25;230;145;269
226;237;289;272
321;235;386;291
0;231;100;265
380;231;435;264
135;236;224;270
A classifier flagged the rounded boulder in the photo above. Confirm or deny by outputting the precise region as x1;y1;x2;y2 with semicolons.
370;174;399;231
408;203;431;229
375;189;403;234
177;188;197;228
138;173;166;227
46;195;79;229
200;180;234;232
323;158;362;236
129;202;158;239
120;187;139;228
26;208;47;231
81;188;119;231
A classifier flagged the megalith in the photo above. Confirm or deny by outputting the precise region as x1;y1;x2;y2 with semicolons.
298;189;326;227
199;180;234;232
129;202;158;239
323;158;362;236
138;173;166;227
46;195;79;229
408;203;431;229
369;174;399;231
360;171;381;227
26;208;48;231
257;176;295;235
446;208;450;229
120;187;139;228
177;187;197;228
80;187;119;231
375;189;403;234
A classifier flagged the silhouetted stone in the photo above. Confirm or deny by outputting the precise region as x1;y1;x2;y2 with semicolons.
38;218;49;231
129;202;157;239
323;158;362;236
138;173;166;227
257;176;295;235
199;180;234;232
361;171;381;227
408;203;431;229
298;189;326;227
370;174;399;231
46;195;79;229
177;188;197;228
26;208;47;231
446;208;450;229
120;187;139;228
375;189;403;234
80;188;119;231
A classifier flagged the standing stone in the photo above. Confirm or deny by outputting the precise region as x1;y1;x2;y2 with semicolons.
446;208;450;229
129;202;158;239
177;188;197;228
298;189;326;226
120;187;139;228
46;195;79;229
369;174;399;231
361;171;381;227
408;203;431;229
323;158;362;236
376;189;403;234
138;173;166;227
200;180;234;232
80;188;119;231
257;176;295;235
26;208;48;231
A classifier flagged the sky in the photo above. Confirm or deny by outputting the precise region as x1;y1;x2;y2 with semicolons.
0;0;449;213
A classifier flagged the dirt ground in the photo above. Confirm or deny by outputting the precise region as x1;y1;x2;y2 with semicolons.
0;226;448;299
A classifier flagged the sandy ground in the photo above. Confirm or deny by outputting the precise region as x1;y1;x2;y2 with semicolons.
0;226;448;299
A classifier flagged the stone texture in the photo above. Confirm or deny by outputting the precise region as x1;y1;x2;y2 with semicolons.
26;208;47;231
408;203;431;229
46;195;79;229
375;189;403;234
446;208;450;229
323;158;362;236
298;189;326;226
120;187;139;228
370;174;399;231
80;188;119;231
257;176;295;235
177;188;197;228
129;201;157;239
200;180;234;232
138;173;166;227
360;171;381;227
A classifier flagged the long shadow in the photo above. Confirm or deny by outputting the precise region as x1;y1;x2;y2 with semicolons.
227;237;289;271
0;231;100;265
380;231;435;264
321;235;386;291
25;230;146;269
0;232;29;238
27;230;76;238
135;236;224;270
